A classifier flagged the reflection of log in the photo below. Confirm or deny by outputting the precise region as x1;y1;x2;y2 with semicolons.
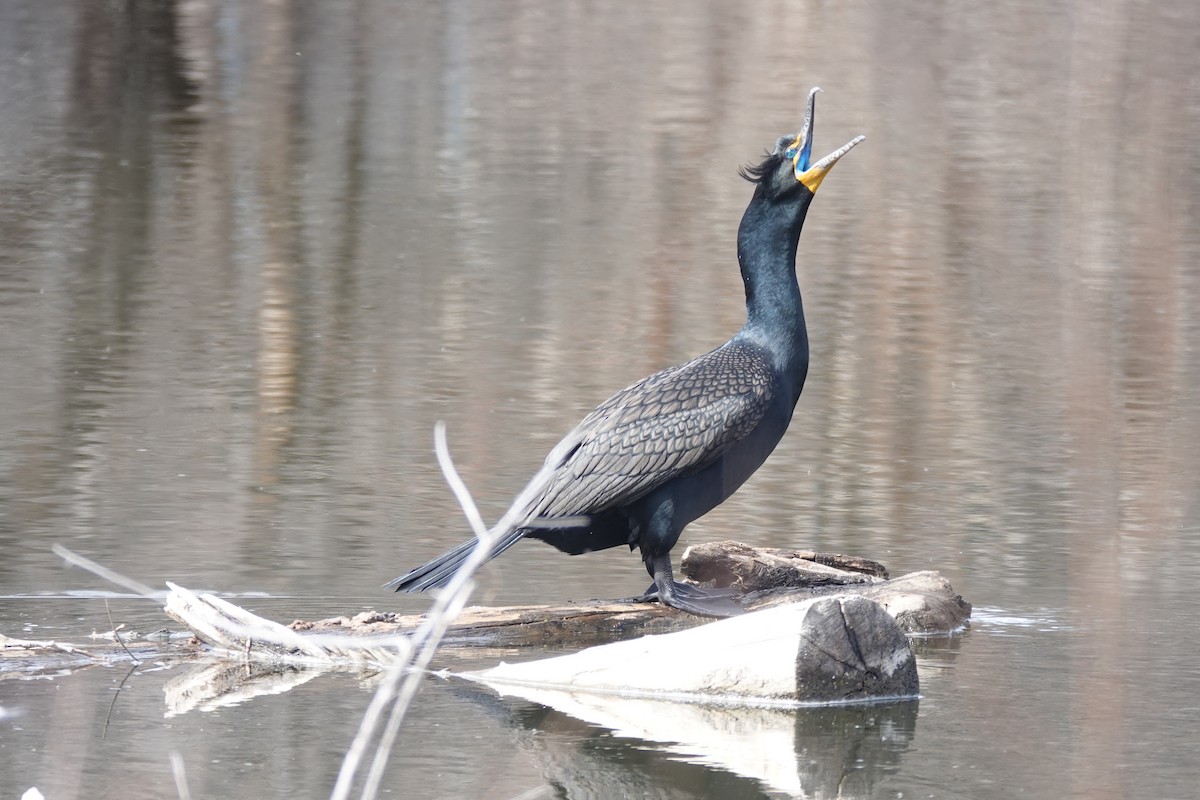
480;684;919;798
163;661;325;717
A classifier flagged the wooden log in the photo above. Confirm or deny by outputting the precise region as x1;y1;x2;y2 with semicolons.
295;564;970;647
162;582;406;665
747;570;971;635
681;540;889;588
293;601;695;650
0;631;197;675
465;594;918;705
3;543;970;675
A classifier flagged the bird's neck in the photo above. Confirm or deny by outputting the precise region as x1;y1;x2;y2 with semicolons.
735;197;810;389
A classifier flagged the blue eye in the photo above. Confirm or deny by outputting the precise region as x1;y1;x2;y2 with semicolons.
784;147;797;159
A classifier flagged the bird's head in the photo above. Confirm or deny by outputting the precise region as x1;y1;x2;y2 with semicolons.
740;87;865;201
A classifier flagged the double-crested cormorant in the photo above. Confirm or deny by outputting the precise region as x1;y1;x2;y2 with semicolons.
387;88;863;617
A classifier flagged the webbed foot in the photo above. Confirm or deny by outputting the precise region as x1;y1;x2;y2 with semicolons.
642;555;745;618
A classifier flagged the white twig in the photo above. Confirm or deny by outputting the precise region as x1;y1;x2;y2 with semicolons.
52;546;416;659
332;421;500;800
51;544;158;597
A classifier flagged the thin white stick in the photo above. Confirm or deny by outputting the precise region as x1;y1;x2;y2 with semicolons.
49;546;412;659
332;421;499;800
51;544;159;597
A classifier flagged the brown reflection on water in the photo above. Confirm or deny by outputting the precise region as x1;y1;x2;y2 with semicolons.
1057;6;1200;798
249;3;301;506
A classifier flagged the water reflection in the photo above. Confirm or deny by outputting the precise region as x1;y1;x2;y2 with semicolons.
484;690;917;800
2;0;1200;798
146;657;918;799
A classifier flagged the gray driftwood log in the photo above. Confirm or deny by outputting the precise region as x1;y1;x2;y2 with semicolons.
293;541;971;648
5;542;969;678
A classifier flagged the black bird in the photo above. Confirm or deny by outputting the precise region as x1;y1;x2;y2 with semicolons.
387;88;863;616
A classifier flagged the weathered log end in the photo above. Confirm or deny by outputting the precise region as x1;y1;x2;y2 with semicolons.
863;571;972;635
467;594;918;706
794;595;918;703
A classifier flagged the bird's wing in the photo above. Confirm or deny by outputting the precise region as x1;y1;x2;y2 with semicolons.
523;341;775;520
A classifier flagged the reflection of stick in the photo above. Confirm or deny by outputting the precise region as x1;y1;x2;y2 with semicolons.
169;751;192;800
333;422;498;800
103;663;137;739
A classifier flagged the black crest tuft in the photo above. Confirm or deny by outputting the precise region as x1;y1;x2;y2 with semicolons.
738;151;784;184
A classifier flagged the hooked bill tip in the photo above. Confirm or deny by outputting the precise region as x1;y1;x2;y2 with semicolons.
813;134;866;169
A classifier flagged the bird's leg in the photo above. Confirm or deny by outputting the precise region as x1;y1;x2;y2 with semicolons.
642;554;745;618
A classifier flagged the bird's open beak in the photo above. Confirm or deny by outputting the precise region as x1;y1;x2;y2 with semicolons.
787;87;866;194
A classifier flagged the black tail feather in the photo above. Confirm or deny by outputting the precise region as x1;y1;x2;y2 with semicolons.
385;527;527;592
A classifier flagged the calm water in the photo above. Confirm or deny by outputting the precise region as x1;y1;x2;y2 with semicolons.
2;1;1199;798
